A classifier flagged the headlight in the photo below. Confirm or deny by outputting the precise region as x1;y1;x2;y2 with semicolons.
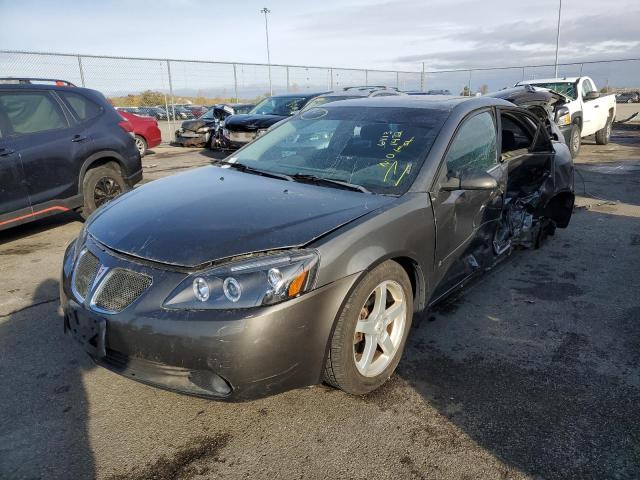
196;126;210;133
255;128;268;138
163;250;319;310
555;107;571;126
73;223;89;263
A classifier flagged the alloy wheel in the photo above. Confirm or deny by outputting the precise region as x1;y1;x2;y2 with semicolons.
572;128;580;155
94;177;122;207
134;136;145;155
353;280;407;377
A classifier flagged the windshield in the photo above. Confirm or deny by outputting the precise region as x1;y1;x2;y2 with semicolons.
301;96;361;112
200;109;215;120
228;106;448;195
234;104;254;114
249;96;309;116
527;82;577;100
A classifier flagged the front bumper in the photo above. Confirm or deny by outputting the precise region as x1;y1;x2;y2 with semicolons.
218;130;257;150
174;130;209;147
60;238;358;401
559;124;573;145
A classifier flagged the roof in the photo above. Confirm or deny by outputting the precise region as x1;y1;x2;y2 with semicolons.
518;77;580;85
271;91;329;99
319;94;514;112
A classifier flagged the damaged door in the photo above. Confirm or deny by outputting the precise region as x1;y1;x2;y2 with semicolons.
430;109;505;301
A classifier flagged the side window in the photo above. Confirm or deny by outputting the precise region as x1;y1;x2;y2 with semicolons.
0;91;68;135
500;113;534;157
581;79;595;98
59;91;102;121
446;111;497;177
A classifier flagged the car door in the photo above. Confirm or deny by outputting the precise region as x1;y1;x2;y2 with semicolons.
0;105;31;222
0;89;91;208
580;79;604;136
429;109;504;300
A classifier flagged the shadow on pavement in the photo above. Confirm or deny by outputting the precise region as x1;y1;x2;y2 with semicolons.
0;279;96;480
392;204;640;479
0;211;82;245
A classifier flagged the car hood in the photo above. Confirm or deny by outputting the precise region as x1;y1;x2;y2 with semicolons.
224;114;286;132
180;119;214;132
88;166;393;268
487;86;567;109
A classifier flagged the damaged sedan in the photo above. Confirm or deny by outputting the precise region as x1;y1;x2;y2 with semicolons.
61;96;574;401
174;103;254;147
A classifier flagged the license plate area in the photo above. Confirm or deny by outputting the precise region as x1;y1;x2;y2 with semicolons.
67;308;106;358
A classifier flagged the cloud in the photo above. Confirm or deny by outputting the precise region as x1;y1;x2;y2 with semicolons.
398;10;640;69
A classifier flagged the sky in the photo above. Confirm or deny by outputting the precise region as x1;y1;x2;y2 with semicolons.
1;0;638;72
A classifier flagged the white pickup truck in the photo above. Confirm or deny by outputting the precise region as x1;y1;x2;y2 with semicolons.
516;76;616;157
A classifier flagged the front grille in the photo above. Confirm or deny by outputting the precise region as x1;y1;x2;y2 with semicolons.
92;268;152;313
73;250;100;300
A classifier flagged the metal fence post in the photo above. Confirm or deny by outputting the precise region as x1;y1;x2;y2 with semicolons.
233;63;239;102
365;70;368;86
521;67;525;82
421;62;425;92
579;63;584;76
77;55;86;87
330;68;334;89
286;66;290;92
467;70;472;95
396;71;399;88
166;60;175;139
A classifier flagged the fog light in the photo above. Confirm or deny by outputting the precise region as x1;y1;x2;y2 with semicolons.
223;277;241;302
193;277;210;302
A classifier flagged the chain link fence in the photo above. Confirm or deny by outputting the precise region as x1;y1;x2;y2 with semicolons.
1;50;638;141
424;58;640;95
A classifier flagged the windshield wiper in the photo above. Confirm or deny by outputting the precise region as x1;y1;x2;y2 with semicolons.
290;173;370;193
212;160;293;182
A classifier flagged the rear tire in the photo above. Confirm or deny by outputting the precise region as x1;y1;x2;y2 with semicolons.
81;164;129;219
323;261;413;395
134;135;148;157
568;124;581;158
595;118;612;145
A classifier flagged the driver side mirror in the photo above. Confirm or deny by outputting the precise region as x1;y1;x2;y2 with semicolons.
441;171;498;191
584;91;600;101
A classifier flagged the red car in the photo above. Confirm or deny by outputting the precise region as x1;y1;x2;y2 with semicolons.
118;111;162;157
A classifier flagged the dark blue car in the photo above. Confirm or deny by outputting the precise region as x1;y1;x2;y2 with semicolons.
0;78;142;230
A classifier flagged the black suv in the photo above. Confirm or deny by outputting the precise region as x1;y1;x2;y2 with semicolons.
0;79;142;231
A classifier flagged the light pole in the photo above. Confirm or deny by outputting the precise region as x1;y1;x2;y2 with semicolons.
260;7;273;96
554;0;562;77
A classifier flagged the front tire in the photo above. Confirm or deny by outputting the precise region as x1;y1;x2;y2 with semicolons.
569;124;581;158
134;135;148;157
81;164;129;219
595;118;612;145
323;261;413;395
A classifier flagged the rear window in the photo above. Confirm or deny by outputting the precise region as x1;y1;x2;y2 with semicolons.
0;91;68;135
59;91;102;121
526;82;577;100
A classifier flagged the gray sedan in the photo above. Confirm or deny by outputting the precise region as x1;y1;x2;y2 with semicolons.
60;96;574;401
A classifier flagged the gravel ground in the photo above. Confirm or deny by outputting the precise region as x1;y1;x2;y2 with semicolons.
0;131;639;480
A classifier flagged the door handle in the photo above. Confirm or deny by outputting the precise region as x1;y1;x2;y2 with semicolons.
594;105;600;108
0;148;15;157
72;135;88;142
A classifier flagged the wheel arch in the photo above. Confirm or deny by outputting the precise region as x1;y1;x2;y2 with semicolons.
79;151;126;194
572;112;583;130
544;190;575;228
